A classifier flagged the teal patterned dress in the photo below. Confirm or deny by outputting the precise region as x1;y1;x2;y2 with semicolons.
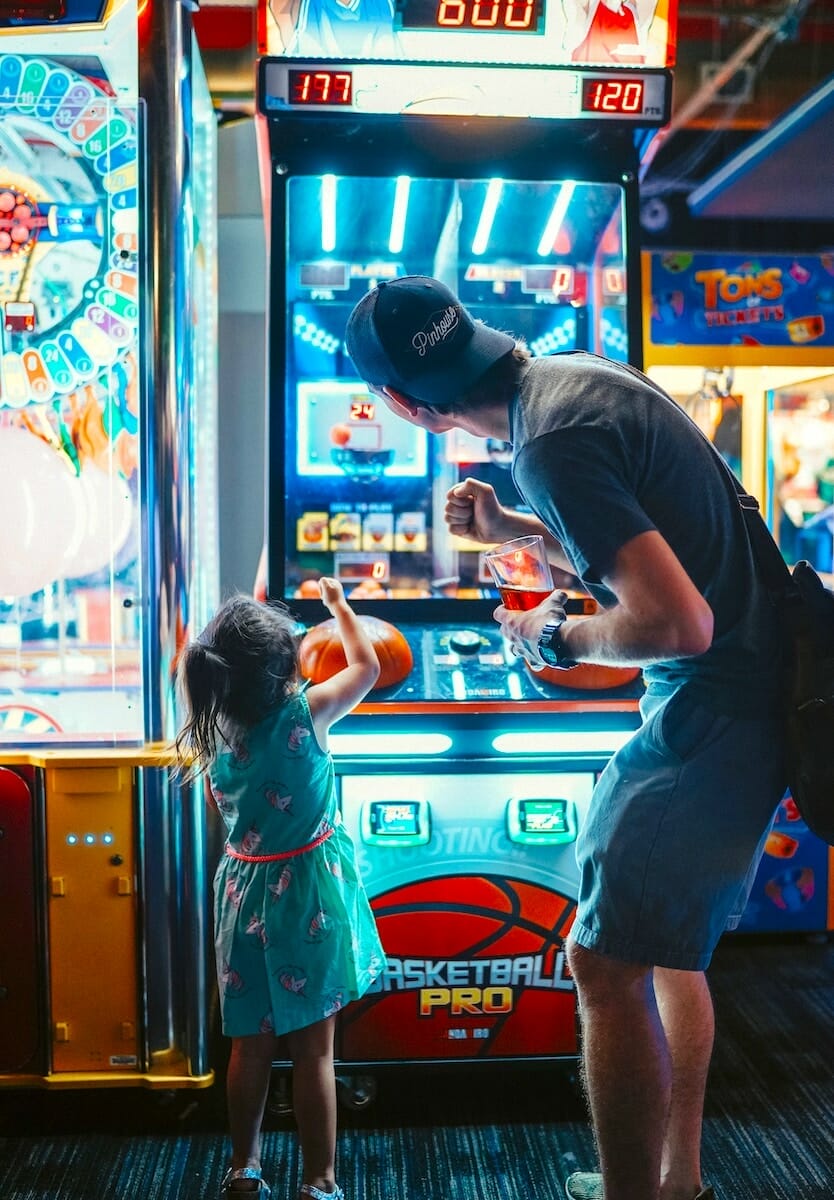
208;687;385;1038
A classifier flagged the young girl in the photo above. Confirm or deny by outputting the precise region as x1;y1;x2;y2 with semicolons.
175;580;385;1200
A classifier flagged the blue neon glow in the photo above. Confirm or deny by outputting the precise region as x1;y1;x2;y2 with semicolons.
330;733;453;756
537;181;576;257
493;730;633;754
472;178;503;256
388;176;411;255
321;175;336;253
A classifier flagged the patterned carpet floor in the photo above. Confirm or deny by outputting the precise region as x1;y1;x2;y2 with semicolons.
1;935;832;1200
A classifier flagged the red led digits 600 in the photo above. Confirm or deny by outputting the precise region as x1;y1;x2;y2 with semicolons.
436;0;536;28
399;0;542;32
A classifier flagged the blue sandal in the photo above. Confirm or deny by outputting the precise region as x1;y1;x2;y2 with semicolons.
565;1174;714;1200
299;1186;344;1200
220;1167;272;1198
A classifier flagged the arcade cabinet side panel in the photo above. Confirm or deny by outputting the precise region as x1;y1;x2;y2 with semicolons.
0;1;144;745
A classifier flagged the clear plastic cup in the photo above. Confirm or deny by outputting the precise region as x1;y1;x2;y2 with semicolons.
484;535;553;671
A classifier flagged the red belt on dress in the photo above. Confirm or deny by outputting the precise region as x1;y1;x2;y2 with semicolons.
225;822;335;863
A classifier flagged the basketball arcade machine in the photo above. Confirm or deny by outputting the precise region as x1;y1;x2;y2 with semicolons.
257;0;676;1095
0;1;218;1093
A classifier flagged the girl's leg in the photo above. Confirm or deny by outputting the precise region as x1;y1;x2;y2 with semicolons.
226;1032;280;1180
286;1016;338;1193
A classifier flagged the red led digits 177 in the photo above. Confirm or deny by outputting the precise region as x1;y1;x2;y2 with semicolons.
288;70;353;106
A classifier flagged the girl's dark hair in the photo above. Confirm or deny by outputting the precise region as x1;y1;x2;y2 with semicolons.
175;594;301;776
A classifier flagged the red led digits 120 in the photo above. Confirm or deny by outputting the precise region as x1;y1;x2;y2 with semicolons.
288;70;353;106
581;78;645;115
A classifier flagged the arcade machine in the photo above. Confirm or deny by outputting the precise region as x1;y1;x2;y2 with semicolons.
256;0;677;1098
643;250;834;936
0;1;219;1091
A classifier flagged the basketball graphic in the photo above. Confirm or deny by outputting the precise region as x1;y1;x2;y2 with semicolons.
338;874;579;1062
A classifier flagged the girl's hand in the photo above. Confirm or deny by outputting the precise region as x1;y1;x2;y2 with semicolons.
307;577;380;743
319;576;346;613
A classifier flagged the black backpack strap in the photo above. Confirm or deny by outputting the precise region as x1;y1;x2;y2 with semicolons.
734;490;795;595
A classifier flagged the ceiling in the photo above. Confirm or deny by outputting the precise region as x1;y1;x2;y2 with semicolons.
191;0;834;228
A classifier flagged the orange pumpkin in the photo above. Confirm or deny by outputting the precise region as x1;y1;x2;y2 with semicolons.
295;578;323;599
299;615;414;690
527;660;642;691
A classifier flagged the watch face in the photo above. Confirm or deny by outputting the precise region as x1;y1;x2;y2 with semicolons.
537;624;561;666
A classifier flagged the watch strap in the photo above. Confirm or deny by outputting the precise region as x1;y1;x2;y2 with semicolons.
537;622;578;670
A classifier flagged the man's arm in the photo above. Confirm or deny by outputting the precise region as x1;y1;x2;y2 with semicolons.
445;477;580;586
495;529;714;667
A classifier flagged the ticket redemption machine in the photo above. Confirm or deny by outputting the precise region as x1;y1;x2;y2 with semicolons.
0;1;218;1092
255;0;677;1097
644;249;834;936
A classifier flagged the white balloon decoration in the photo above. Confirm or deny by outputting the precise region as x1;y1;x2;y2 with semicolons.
0;428;136;597
0;427;79;597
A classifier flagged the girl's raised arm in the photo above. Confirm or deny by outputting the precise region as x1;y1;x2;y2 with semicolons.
306;578;380;745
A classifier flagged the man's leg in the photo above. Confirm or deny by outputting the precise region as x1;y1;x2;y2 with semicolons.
566;938;670;1200
654;967;714;1200
566;941;714;1200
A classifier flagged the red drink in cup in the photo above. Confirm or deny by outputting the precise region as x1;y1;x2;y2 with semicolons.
485;535;553;603
497;585;553;611
484;535;555;672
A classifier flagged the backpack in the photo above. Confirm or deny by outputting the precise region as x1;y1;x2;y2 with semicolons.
782;559;834;844
737;493;834;846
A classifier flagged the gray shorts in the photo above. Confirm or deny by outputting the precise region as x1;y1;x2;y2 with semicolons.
570;687;787;971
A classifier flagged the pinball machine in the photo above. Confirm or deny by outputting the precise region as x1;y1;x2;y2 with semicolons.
0;1;218;1092
255;0;677;1096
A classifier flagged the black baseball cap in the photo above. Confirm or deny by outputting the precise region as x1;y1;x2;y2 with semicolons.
344;276;516;410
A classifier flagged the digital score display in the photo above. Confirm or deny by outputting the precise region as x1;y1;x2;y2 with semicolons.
335;555;389;583
262;60;670;125
298;262;349;289
288;69;353;106
397;0;544;34
362;799;431;846
0;0;66;16
581;77;645;115
369;801;421;837
518;799;569;835
350;400;376;421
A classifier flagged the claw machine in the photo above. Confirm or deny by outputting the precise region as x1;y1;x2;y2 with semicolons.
643;249;834;935
256;0;677;1089
0;1;219;1090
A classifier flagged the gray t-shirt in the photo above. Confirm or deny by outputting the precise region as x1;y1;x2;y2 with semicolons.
510;352;783;715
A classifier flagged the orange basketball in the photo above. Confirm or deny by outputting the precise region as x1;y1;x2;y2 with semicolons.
348;579;388;599
330;423;352;447
299;615;413;689
294;578;322;599
528;661;642;690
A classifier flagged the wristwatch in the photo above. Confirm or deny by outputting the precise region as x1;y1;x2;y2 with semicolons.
537;622;578;670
